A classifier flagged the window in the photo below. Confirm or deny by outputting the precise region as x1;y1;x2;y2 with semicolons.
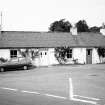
88;50;90;55
10;50;17;58
67;49;72;58
45;52;47;55
87;49;92;56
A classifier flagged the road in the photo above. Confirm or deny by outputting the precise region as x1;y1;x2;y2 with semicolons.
0;64;105;105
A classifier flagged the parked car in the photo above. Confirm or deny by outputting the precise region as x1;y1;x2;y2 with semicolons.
0;57;32;72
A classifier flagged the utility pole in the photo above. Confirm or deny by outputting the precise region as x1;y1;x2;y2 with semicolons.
0;12;2;32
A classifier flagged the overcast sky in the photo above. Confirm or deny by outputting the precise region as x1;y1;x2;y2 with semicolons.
0;0;105;31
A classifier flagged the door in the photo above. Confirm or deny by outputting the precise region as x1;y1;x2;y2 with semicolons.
40;51;49;66
86;49;92;64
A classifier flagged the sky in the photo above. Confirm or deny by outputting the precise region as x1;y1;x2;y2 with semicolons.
0;0;105;31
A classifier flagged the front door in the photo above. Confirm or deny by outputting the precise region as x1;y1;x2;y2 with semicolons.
40;51;48;66
86;49;92;64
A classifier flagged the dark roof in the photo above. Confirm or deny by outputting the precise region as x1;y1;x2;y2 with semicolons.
0;31;105;48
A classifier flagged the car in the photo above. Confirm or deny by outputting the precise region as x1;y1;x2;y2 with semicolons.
0;57;32;72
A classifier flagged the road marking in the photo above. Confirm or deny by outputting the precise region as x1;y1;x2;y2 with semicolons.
69;78;73;99
0;86;67;100
74;95;100;101
1;87;18;91
69;78;97;104
44;94;67;99
21;90;40;95
71;97;97;105
21;90;67;100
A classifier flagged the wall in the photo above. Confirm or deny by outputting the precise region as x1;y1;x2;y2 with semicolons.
73;48;86;64
0;49;28;61
0;48;103;66
33;48;59;66
47;48;59;65
73;48;102;64
92;48;100;64
0;49;10;60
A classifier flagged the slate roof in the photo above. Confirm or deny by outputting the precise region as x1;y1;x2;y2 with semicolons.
0;31;105;48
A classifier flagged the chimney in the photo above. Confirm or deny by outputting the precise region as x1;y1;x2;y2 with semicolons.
100;28;105;36
100;23;105;36
70;23;77;35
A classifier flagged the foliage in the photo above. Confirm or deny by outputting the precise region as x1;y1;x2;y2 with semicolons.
49;19;72;32
89;26;100;33
30;50;39;60
97;47;105;57
76;20;89;32
18;49;29;57
0;57;7;63
18;49;39;60
55;47;70;64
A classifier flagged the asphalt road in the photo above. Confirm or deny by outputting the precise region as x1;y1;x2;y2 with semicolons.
0;64;105;105
0;88;89;105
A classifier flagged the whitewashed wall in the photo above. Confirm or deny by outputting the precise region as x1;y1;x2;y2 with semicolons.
0;49;10;60
73;48;102;64
33;48;59;66
47;48;59;65
73;48;86;64
92;48;100;64
0;48;104;66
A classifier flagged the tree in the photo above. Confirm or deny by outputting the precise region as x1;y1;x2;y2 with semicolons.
49;19;72;32
89;26;100;33
76;20;89;32
97;47;105;58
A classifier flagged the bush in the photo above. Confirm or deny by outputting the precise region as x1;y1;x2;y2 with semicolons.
55;47;68;64
0;57;8;63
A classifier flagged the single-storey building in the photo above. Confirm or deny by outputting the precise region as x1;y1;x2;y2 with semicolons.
0;27;105;66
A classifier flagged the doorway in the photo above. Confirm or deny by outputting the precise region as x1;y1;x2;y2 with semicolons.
86;49;92;64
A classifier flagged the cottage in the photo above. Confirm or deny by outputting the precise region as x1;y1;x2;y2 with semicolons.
0;28;105;66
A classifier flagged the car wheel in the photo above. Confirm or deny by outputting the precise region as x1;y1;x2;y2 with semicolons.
0;68;4;72
23;66;28;70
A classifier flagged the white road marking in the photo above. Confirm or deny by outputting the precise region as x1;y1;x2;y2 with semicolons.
71;97;97;105
74;95;100;101
1;87;18;91
69;78;73;99
0;86;67;100
69;78;98;104
0;77;101;105
21;90;40;95
44;94;67;99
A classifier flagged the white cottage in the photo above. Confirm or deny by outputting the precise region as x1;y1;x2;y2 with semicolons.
0;29;105;66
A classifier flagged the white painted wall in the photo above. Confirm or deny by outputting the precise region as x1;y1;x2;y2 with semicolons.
32;48;59;66
92;48;100;64
0;48;104;66
73;48;103;64
73;48;86;64
47;48;59;65
0;49;27;61
0;49;10;60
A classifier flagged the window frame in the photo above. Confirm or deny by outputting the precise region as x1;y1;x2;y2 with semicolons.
10;50;17;58
67;49;72;58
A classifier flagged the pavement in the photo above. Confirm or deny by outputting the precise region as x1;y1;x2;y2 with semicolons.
0;64;105;105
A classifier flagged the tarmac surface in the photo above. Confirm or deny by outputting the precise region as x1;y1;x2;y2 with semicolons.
0;64;105;105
